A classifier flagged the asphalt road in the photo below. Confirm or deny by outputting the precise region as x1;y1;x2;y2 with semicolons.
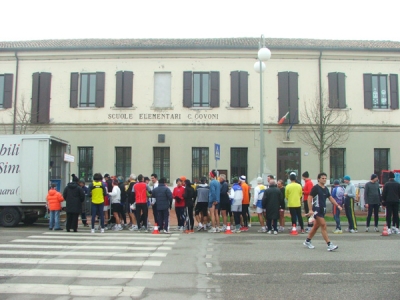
0;223;399;299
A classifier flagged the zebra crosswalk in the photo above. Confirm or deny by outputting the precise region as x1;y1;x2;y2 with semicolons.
0;230;180;298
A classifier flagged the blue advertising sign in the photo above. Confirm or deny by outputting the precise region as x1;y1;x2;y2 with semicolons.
214;143;220;160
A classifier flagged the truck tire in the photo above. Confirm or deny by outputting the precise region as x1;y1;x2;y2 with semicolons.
23;216;38;225
0;207;21;227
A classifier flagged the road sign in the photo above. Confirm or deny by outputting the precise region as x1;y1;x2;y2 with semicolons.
214;144;220;160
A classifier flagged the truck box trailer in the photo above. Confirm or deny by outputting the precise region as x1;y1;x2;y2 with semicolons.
0;134;70;227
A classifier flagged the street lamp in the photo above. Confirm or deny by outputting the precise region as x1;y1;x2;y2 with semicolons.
254;35;271;177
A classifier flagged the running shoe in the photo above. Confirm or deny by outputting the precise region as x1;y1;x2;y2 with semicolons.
301;229;305;234
91;229;95;233
349;229;356;233
208;227;217;233
303;240;315;249
305;227;311;233
163;230;171;234
375;227;380;232
197;226;204;231
266;230;272;234
365;227;369;232
333;229;343;234
388;228;392;235
100;228;105;233
273;231;278;235
327;243;338;251
216;227;221;233
258;228;266;233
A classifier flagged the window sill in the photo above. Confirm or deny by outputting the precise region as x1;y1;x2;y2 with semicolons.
189;107;213;110
326;107;350;111
110;106;137;110
151;106;174;110
370;108;392;112
226;106;253;110
75;107;99;110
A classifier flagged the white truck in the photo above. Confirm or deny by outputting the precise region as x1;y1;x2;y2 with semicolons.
0;134;70;227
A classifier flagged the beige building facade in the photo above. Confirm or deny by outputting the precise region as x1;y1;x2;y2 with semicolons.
0;38;399;184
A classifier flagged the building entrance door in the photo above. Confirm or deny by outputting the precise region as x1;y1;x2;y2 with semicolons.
277;148;301;184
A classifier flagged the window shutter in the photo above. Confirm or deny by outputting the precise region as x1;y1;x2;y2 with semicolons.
123;71;133;107
288;72;299;124
38;72;51;123
337;72;346;109
239;71;249;107
278;72;289;124
328;72;338;108
230;71;240;107
95;72;105;108
183;71;192;108
210;71;220;107
115;71;123;107
3;74;13;109
31;72;40;123
70;72;79;108
390;74;399;110
363;73;373;109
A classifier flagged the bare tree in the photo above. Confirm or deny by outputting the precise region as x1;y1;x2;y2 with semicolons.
4;97;43;134
297;92;350;172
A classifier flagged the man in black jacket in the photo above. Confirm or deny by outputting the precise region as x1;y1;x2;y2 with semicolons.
382;171;400;234
152;178;173;234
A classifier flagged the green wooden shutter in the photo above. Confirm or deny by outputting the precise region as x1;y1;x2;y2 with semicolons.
390;74;399;110
70;72;79;108
278;72;289;124
95;72;105;108
363;74;373;109
230;71;240;107
3;74;13;109
183;71;192;108
210;71;220;107
38;72;51;123
239;71;249;107
31;72;40;123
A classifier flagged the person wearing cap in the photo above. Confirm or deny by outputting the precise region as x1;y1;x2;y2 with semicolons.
63;174;85;232
152;177;173;234
239;175;250;231
364;174;381;232
78;179;89;227
195;177;209;231
285;172;305;233
219;174;230;232
303;172;342;251
277;179;286;232
302;171;314;233
229;177;243;233
173;178;186;231
208;170;221;233
343;175;358;233
331;180;345;233
253;177;266;232
382;171;400;234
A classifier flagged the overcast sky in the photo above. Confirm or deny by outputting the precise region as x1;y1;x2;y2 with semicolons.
2;0;399;42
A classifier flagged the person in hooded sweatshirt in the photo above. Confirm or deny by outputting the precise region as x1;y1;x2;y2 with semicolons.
63;174;85;232
46;183;64;230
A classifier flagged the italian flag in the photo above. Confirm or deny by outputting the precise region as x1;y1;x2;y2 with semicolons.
278;112;289;124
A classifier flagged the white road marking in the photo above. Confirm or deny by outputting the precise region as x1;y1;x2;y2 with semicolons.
0;269;154;279
0;258;162;266
0;250;167;257
206;263;213;268
32;234;179;241
0;284;145;297
11;239;175;245
0;244;172;251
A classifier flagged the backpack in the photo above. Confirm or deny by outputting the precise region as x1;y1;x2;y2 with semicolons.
333;186;344;205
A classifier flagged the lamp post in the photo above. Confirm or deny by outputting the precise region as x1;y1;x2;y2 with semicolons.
254;35;271;177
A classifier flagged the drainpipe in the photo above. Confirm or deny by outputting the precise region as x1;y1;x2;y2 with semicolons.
12;51;19;134
318;50;323;172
